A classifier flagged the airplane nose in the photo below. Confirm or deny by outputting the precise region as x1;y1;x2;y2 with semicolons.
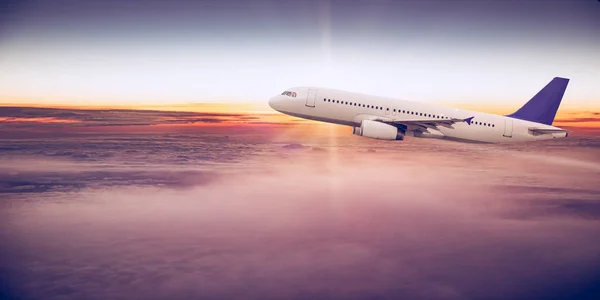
269;95;281;111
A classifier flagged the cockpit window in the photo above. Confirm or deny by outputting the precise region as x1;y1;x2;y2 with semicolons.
280;91;297;97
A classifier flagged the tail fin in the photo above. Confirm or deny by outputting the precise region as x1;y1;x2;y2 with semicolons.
507;77;569;125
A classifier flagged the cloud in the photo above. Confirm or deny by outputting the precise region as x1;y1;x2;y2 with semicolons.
2;138;600;299
0;168;219;193
554;117;600;123
0;107;258;128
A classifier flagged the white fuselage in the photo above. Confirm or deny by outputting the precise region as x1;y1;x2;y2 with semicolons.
269;87;567;143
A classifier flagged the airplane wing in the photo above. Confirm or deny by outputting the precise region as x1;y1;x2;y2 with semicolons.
374;116;474;132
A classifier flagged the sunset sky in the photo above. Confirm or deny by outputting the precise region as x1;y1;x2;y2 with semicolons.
0;0;599;110
3;2;600;299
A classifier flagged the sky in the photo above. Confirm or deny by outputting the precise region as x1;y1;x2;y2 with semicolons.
2;2;600;298
0;0;599;109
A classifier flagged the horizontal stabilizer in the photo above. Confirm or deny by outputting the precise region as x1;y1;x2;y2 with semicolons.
528;127;569;137
528;127;568;134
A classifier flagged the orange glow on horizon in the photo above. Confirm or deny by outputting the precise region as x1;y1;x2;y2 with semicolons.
1;103;598;130
0;117;80;124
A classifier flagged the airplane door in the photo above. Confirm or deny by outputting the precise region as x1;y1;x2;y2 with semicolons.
306;89;317;107
503;119;513;138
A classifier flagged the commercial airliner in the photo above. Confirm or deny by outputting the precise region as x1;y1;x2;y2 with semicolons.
268;77;570;143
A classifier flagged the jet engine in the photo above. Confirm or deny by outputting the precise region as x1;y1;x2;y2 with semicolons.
353;120;404;140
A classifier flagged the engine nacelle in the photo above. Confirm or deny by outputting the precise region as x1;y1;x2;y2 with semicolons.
353;120;404;140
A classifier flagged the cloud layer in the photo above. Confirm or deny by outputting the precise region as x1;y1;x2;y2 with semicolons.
1;128;600;299
0;106;262;127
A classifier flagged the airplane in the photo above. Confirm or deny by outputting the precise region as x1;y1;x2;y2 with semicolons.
268;77;570;143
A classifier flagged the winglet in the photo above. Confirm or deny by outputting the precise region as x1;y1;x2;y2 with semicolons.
452;116;474;125
464;116;474;125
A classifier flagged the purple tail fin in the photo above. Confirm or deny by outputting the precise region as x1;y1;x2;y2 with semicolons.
507;77;569;125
